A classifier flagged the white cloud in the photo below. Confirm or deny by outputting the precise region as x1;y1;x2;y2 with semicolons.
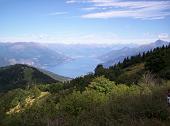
66;0;170;19
48;11;68;16
158;33;169;39
82;8;170;20
82;7;98;11
66;0;77;4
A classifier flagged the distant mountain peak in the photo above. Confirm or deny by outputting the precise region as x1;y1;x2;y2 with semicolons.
154;39;168;45
121;47;131;50
101;39;169;67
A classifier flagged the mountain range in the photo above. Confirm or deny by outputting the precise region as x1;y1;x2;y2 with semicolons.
100;40;169;67
0;40;169;77
0;42;71;68
47;43;138;58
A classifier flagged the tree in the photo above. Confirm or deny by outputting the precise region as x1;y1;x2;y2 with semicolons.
87;76;115;94
145;55;165;73
94;64;105;76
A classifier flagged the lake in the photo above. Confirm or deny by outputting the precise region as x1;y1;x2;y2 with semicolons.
46;56;102;78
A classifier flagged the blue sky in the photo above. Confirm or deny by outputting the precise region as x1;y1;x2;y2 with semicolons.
0;0;170;44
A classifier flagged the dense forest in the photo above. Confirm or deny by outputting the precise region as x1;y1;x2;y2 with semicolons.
0;44;170;126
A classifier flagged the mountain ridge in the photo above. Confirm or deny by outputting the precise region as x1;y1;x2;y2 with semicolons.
0;42;71;68
101;40;169;67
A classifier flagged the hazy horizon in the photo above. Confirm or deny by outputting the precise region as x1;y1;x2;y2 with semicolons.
0;39;169;45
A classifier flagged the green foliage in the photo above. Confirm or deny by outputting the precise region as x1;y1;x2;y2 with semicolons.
29;86;41;97
0;86;59;126
94;64;106;76
1;81;170;126
67;73;95;92
0;89;29;110
24;67;33;85
59;90;106;117
145;55;165;72
145;45;170;79
87;76;115;94
48;83;64;93
18;96;58;126
47;82;170;126
38;83;64;93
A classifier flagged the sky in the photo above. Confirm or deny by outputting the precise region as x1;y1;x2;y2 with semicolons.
0;0;170;44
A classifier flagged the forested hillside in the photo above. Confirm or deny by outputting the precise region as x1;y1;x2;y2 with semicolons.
0;44;170;126
95;44;170;84
0;64;58;91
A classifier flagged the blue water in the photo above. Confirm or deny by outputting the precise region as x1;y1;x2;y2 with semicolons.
46;57;102;78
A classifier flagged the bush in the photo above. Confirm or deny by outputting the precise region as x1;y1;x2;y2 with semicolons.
87;76;115;94
59;90;106;117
